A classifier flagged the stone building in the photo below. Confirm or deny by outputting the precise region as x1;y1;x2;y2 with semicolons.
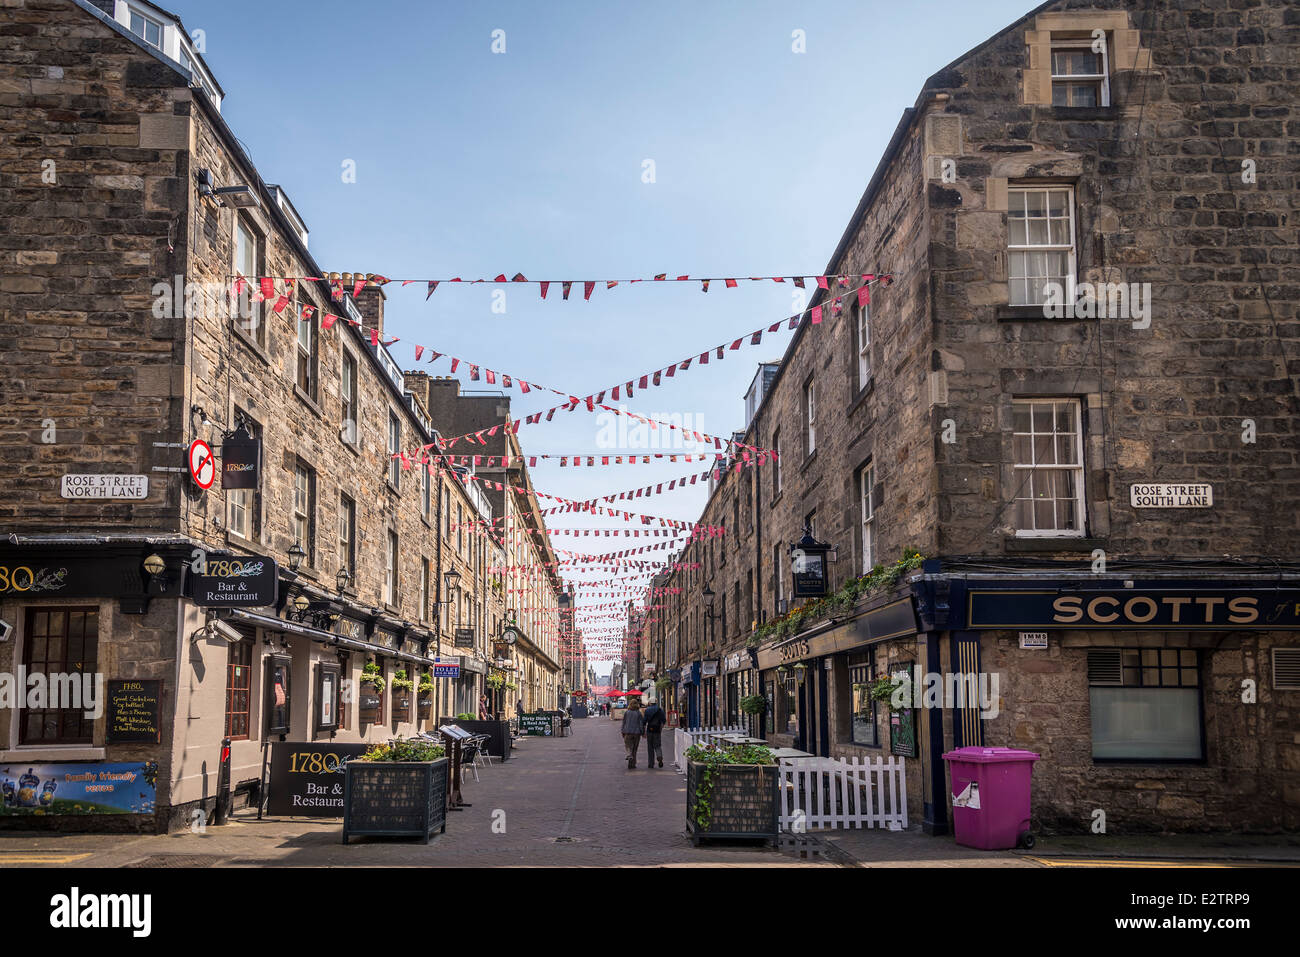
659;0;1300;834
0;0;555;830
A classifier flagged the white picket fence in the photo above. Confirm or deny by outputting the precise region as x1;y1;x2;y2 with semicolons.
778;755;908;832
672;724;746;773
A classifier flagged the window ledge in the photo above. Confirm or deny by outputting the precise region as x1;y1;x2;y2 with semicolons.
1;747;106;761
996;305;1063;321
1046;106;1117;121
770;489;784;509
293;385;324;419
230;323;271;365
800;449;819;474
1004;536;1105;553
848;378;875;415
226;529;262;553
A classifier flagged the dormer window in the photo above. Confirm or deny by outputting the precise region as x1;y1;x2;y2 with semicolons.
1051;41;1110;107
129;8;162;49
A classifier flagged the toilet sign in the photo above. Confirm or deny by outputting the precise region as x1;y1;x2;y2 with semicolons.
188;439;215;489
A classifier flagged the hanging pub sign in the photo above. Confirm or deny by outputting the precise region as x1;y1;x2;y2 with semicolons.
221;423;261;490
454;628;475;648
790;532;830;598
189;554;278;607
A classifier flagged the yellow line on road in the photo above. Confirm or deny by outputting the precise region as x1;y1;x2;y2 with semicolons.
1028;857;1293;869
0;852;93;865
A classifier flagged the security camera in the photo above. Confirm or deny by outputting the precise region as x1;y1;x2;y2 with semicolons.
210;619;243;643
0;619;12;642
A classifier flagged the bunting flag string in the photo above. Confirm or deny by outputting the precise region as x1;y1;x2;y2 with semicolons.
242;270;878;301
405;275;886;413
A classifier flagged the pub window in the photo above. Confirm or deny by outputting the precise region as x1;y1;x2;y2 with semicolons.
1088;648;1203;761
783;676;799;736
336;653;350;730
292;459;316;567
1012;398;1085;536
338;493;356;583
225;636;252;740
387;410;401;489
385;530;399;607
1007;185;1076;306
265;656;292;738
340;350;358;446
296;297;317;400
860;464;875;573
1051;40;1110;107
233;215;265;346
850;660;879;747
315;664;340;734
21;607;98;745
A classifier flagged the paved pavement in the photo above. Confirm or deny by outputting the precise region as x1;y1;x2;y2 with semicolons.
0;719;831;868
1;719;1294;868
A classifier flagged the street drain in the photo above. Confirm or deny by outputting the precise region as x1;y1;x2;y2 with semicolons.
123;855;226;868
778;836;825;861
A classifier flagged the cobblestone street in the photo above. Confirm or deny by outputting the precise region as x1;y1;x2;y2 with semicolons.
0;719;833;868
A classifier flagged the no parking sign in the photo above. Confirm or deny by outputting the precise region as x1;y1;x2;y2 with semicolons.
188;439;215;489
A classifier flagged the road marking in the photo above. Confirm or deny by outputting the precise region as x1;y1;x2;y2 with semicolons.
1027;857;1294;869
0;852;93;864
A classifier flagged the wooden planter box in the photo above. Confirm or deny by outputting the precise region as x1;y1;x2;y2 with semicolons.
342;757;449;844
686;760;779;846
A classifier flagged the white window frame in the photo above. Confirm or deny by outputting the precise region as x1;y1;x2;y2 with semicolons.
338;494;355;579
422;461;431;519
292;461;312;564
420;558;430;622
340;351;358;446
233;216;264;345
1007;185;1077;307
860;465;875;572
387;411;401;489
127;7;163;49
228;488;248;539
856;301;871;390
295;302;315;398
386;531;399;606
1050;39;1111;108
772;430;782;494
1011;398;1086;537
805;380;816;456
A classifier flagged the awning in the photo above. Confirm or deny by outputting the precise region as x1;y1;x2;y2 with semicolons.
755;596;919;671
217;608;433;666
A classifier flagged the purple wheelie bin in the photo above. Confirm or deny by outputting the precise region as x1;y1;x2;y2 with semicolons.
941;746;1040;850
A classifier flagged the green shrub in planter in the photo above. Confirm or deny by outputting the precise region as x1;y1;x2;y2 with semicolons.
343;738;449;845
685;743;778;845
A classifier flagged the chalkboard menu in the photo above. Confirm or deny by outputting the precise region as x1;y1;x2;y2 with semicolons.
519;712;554;736
105;679;162;744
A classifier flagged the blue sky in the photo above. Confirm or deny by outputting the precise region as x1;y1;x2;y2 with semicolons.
165;0;1038;662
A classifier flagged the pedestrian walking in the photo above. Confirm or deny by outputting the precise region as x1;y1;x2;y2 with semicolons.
643;698;667;769
620;697;645;769
478;693;489;721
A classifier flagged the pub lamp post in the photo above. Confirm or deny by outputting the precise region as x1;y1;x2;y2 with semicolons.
143;554;165;576
336;567;351;594
288;541;306;573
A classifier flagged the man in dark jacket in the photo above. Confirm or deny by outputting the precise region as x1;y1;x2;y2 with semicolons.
620;698;645;769
642;699;667;769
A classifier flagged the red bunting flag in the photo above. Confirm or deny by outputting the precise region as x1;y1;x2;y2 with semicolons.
562;281;572;300
539;282;549;299
794;277;806;288
811;305;823;324
370;329;380;347
701;280;710;292
426;281;438;299
353;280;366;298
485;369;496;384
450;358;460;373
414;345;424;361
858;285;870;307
260;277;275;299
583;281;595;301
724;278;737;288
817;276;829;289
322;313;338;331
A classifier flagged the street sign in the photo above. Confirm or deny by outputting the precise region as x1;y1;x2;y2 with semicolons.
60;473;148;499
1130;483;1213;508
188;439;215;489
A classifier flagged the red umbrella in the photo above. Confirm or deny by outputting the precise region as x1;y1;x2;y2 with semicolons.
620;688;644;696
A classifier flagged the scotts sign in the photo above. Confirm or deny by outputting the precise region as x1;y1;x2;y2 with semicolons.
968;589;1300;630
